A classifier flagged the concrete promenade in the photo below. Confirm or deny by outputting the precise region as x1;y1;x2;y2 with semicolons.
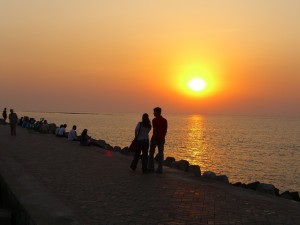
0;125;299;225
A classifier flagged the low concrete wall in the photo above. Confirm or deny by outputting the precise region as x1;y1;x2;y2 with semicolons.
0;156;81;225
0;174;34;225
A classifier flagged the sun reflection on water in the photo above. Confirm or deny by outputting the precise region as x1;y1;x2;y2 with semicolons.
169;114;219;173
181;115;209;168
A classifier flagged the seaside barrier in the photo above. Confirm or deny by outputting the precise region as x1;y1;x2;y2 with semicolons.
5;115;300;204
0;174;33;225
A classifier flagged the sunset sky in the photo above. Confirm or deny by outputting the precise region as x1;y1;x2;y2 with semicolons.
1;1;299;116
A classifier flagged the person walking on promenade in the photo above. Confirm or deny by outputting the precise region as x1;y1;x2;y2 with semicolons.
9;109;18;135
148;107;168;174
2;108;7;124
130;113;152;173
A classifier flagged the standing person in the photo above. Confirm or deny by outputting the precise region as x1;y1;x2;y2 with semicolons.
148;107;168;174
2;108;7;124
130;113;152;173
9;109;18;135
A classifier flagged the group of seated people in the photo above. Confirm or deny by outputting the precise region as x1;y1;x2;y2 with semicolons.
55;124;92;146
19;116;93;146
19;117;50;133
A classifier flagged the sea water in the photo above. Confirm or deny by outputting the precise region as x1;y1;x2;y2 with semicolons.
19;111;300;192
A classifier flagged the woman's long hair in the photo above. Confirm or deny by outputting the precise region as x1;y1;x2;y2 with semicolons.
141;113;151;128
81;129;88;137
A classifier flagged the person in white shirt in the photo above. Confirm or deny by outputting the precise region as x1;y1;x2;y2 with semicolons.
68;125;78;141
57;124;67;137
55;125;62;136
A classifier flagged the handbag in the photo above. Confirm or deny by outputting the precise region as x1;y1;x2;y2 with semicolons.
129;139;139;153
128;123;141;153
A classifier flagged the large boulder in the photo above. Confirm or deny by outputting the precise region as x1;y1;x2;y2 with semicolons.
120;147;132;155
94;139;108;149
246;181;260;190
202;171;216;179
282;191;300;202
256;183;279;196
105;144;114;151
171;160;190;172
202;172;229;183
163;157;175;167
231;182;247;188
113;146;121;152
215;175;229;184
189;165;201;176
280;191;294;200
290;191;300;202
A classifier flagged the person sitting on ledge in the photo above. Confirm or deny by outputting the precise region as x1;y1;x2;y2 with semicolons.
57;124;67;137
68;125;79;141
55;125;62;136
80;129;91;146
18;117;24;126
22;117;30;128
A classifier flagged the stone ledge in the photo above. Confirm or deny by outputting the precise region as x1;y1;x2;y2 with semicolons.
0;156;81;225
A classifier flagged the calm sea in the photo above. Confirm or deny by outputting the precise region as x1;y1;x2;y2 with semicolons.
19;111;300;192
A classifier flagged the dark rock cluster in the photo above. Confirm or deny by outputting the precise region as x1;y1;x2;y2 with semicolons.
232;181;300;202
161;156;299;202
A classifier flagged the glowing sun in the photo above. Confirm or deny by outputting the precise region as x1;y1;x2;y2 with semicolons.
188;78;206;92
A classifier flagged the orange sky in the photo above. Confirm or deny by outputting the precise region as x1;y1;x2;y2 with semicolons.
1;1;300;116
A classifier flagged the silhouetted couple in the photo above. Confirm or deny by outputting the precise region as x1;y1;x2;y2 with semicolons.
130;107;168;174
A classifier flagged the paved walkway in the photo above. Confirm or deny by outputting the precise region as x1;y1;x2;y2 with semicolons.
0;125;299;225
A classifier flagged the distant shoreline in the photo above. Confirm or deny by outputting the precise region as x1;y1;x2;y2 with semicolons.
21;111;104;115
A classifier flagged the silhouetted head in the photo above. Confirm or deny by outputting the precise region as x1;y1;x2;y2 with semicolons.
73;125;77;130
153;107;162;117
10;109;14;113
81;129;88;136
142;113;151;128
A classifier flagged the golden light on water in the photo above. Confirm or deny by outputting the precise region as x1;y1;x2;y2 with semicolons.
185;115;207;166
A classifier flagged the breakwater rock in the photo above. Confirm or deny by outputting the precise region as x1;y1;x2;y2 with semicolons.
161;156;299;202
232;181;300;202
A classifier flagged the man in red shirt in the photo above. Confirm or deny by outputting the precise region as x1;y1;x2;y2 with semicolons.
148;107;168;174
